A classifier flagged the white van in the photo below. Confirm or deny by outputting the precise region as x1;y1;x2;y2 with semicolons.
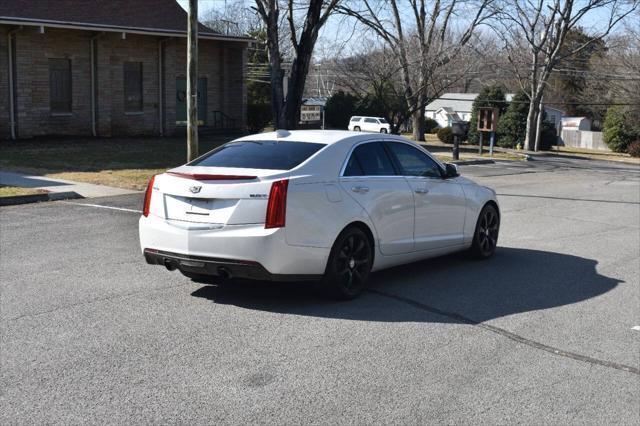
348;116;391;133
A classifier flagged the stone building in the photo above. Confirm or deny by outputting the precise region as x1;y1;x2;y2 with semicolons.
0;0;250;139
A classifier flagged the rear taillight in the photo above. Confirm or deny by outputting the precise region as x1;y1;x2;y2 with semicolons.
142;175;156;217
265;179;289;229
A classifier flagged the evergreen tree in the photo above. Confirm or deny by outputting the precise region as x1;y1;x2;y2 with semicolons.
496;91;529;148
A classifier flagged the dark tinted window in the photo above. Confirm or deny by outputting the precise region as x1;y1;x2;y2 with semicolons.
364;118;377;123
386;142;442;178
344;142;396;176
189;140;325;170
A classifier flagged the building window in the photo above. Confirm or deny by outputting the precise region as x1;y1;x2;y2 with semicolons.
49;58;72;113
124;62;143;112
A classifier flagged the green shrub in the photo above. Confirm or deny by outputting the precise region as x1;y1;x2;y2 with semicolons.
247;103;272;133
437;127;453;144
538;119;557;151
628;140;640;157
425;118;439;134
603;106;634;153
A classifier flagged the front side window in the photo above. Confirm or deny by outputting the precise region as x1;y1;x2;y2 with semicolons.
124;62;143;112
189;140;325;170
344;142;396;176
49;58;72;113
386;142;442;178
378;118;388;123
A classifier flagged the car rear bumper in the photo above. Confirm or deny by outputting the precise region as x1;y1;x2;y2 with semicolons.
143;249;321;281
139;215;330;277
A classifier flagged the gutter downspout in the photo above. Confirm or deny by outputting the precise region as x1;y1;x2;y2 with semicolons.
158;38;168;136
90;33;104;137
7;27;22;140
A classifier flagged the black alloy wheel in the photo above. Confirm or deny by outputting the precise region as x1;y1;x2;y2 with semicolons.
470;204;500;259
324;227;373;299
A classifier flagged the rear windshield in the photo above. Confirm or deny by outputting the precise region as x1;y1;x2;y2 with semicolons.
189;140;325;170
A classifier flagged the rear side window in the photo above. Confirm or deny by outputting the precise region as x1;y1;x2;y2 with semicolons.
364;118;377;123
344;142;396;176
190;141;325;170
385;142;442;178
350;117;361;122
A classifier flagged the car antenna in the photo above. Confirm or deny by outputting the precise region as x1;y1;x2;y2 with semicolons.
275;129;290;140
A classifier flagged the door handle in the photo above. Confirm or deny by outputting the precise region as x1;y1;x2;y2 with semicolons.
351;186;370;194
414;188;429;194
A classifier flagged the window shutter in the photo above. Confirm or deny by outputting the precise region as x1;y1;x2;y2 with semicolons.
124;62;143;112
49;59;72;113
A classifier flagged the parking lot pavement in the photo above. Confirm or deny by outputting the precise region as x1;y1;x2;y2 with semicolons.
1;157;639;424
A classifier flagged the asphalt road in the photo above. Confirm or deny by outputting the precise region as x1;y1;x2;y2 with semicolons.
2;155;639;424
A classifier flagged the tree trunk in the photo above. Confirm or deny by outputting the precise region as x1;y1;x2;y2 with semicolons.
524;97;541;151
412;107;425;141
533;96;544;152
264;7;284;129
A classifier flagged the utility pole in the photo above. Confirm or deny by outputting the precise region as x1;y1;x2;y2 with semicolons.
187;0;198;161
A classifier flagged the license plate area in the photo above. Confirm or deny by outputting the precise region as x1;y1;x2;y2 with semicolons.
164;194;238;224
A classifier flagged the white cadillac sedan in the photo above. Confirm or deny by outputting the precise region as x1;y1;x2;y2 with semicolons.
139;130;500;299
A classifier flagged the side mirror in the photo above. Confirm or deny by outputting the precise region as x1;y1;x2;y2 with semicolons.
445;163;459;178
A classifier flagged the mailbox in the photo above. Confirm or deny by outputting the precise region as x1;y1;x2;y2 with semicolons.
477;107;499;132
451;121;470;137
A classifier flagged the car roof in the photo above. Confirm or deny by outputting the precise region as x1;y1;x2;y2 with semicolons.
233;130;389;145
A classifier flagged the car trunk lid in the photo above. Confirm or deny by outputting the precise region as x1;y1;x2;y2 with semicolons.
154;166;287;225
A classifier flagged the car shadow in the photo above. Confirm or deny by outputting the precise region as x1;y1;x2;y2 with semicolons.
190;247;621;324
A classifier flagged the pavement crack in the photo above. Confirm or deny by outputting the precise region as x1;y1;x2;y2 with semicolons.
2;282;191;323
367;288;640;376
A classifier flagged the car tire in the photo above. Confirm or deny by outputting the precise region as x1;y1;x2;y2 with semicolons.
322;227;373;299
380;128;388;133
354;126;361;132
469;203;500;259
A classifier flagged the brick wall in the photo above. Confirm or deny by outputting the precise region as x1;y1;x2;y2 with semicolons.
13;27;93;137
0;24;248;139
99;33;161;136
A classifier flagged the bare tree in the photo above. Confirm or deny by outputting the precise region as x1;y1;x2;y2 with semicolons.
202;0;263;36
338;0;494;141
254;0;340;129
496;0;638;151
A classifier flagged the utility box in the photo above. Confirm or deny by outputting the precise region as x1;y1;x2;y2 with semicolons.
477;107;499;132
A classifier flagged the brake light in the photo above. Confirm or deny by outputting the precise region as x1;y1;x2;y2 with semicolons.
167;172;256;180
265;179;289;229
142;175;155;217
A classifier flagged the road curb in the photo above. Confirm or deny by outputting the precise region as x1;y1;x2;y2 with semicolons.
0;191;83;207
452;159;495;165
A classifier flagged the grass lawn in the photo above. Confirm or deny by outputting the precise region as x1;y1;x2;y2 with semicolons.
433;151;523;163
0;136;231;191
0;185;48;197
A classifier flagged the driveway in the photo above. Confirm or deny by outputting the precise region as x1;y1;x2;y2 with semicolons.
1;156;638;424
